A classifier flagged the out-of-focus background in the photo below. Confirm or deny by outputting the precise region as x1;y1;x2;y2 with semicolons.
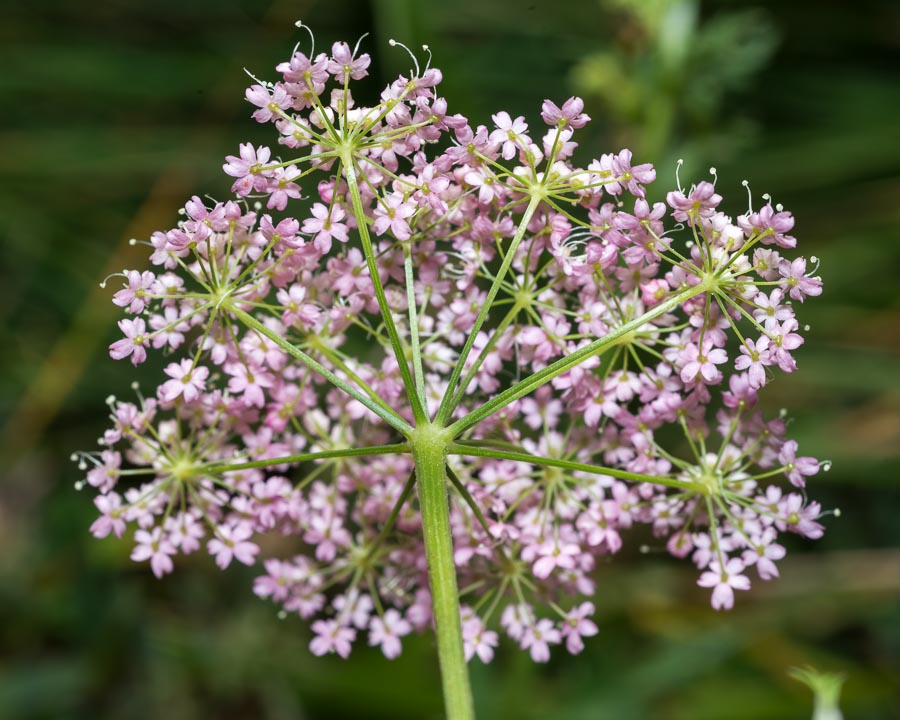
2;0;898;717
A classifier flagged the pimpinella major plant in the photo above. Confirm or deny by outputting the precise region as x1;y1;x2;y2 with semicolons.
75;24;830;719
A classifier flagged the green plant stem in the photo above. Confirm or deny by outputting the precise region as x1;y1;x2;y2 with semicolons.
412;426;475;720
448;442;705;493
342;153;428;423
199;444;410;474
229;306;413;435
403;241;428;406
435;194;541;425
447;281;710;437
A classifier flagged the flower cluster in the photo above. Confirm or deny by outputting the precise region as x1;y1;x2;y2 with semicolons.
78;31;827;664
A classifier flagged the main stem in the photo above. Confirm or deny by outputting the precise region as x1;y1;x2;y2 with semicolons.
412;425;475;720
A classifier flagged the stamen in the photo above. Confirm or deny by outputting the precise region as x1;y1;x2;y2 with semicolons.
294;21;315;57
243;68;273;90
675;158;684;193
741;180;753;215
99;271;126;289
421;44;433;71
388;38;421;77
708;166;718;187
353;32;370;57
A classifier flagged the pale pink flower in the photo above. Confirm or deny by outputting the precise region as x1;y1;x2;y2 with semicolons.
207;522;259;569
368;609;412;659
159;359;209;403
131;527;176;578
520;618;561;663
697;559;750;610
310;620;355;658
109;318;149;365
372;193;416;241
560;602;598;655
540;96;590;129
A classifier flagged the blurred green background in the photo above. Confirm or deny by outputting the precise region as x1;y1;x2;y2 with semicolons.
1;0;899;718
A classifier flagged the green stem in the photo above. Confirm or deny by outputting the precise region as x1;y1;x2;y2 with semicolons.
448;442;705;494
342;153;428;423
446;281;710;438
403;241;428;407
229;306;413;436
412;425;475;720
199;444;410;474
435;194;541;425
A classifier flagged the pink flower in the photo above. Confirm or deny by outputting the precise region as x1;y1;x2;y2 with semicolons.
540;96;590;129
520;618;561;662
734;337;772;390
368;609;411;659
207;522;259;569
779;257;822;302
159;359;209;403
277;285;321;327
666;181;722;223
310;620;355;658
778;440;819;488
302;202;348;253
742;528;785;580
462;616;499;663
697;559;750;610
90;493;126;539
131;528;176;578
112;270;155;314
327;41;371;80
226;363;274;408
560;602;598;654
266;166;303;211
223;142;272;196
489;111;529;160
779;494;824;539
738;203;796;248
679;339;728;384
531;541;581;579
245;82;292;123
372;193;416;241
109;318;149;365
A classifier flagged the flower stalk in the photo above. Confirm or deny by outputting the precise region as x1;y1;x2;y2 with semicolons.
412;425;475;720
